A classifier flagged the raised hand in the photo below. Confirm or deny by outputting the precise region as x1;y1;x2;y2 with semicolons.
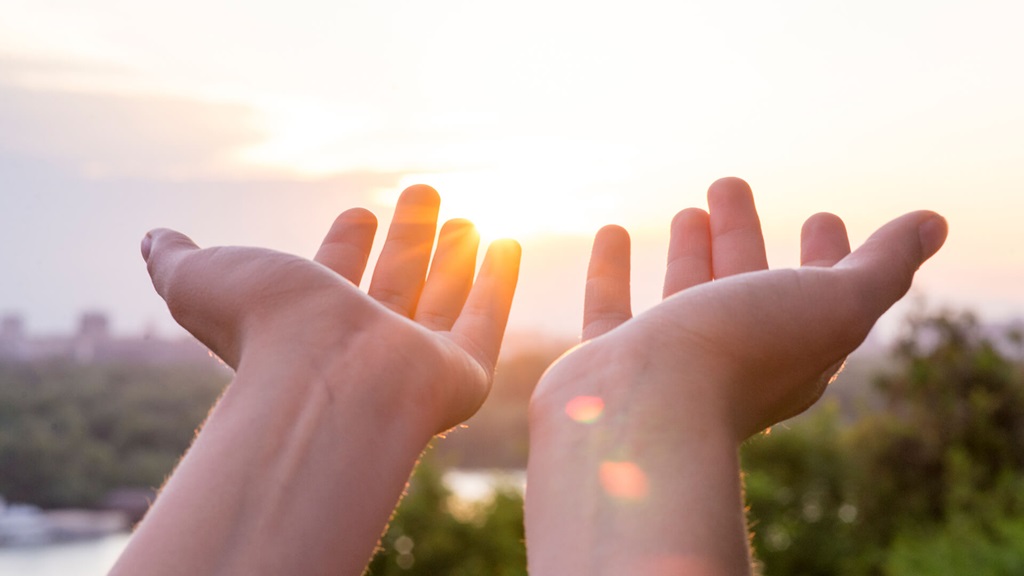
115;185;519;576
143;184;520;433
526;177;946;575
539;177;946;440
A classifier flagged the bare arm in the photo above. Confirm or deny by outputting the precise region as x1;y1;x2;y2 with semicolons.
111;185;521;576
525;178;947;574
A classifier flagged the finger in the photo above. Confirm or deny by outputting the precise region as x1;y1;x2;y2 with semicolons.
583;225;632;341
449;239;522;373
663;208;712;298
414;219;480;331
835;211;948;319
368;184;441;316
313;208;378;284
142;229;240;367
800;212;851;267
707;177;769;278
143;228;202;303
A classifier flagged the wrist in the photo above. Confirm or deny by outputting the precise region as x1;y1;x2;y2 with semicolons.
116;330;437;576
530;335;740;448
526;339;751;574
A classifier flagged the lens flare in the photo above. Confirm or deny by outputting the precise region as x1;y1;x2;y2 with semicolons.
599;461;649;501
565;395;605;423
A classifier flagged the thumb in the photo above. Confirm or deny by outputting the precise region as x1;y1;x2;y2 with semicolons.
142;229;239;367
835;211;948;319
142;228;201;302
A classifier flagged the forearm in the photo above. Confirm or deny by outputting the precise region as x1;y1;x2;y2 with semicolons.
525;347;752;575
111;342;434;576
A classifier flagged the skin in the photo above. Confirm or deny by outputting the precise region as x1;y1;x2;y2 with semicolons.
110;185;521;576
111;176;946;575
525;177;948;575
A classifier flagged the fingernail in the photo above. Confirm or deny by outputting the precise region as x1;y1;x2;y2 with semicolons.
140;233;153;261
918;215;948;258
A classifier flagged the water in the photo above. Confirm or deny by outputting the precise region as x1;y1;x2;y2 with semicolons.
0;470;524;575
0;533;130;576
442;468;526;500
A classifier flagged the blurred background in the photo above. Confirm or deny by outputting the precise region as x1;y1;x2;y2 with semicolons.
1;1;1022;574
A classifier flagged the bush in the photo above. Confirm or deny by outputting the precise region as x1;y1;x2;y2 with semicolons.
365;452;526;576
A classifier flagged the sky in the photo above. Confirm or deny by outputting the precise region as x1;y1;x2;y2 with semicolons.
1;0;1023;343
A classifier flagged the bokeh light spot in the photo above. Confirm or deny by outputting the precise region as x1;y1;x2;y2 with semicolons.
599;460;649;501
565;395;605;423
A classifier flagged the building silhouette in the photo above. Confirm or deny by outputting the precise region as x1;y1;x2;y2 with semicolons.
0;312;217;366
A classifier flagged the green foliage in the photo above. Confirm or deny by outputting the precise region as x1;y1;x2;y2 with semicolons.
884;506;1024;576
744;309;1024;575
366;452;526;576
879;311;1024;485
0;360;227;507
743;406;862;576
4;311;1023;574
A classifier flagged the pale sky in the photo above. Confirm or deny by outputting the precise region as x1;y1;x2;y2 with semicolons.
1;0;1022;341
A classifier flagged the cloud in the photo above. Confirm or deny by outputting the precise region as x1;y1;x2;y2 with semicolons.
0;55;268;179
0;55;419;336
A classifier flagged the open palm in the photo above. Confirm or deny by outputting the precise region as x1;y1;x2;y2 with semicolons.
143;185;521;433
537;177;947;440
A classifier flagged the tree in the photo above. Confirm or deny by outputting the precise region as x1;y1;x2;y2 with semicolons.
744;309;1024;575
0;360;227;507
366;450;526;576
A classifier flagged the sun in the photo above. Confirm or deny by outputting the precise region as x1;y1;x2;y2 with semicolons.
385;171;621;244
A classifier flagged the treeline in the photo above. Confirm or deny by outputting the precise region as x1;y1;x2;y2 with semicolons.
0;341;560;511
368;310;1024;575
0;360;228;507
3;310;1023;574
743;310;1024;575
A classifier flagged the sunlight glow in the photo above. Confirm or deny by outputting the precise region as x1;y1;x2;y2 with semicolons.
233;97;376;177
2;0;1023;339
382;170;621;242
599;461;649;502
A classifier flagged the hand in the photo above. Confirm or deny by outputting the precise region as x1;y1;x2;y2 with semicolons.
524;178;947;575
534;176;948;442
142;184;521;434
119;185;521;576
